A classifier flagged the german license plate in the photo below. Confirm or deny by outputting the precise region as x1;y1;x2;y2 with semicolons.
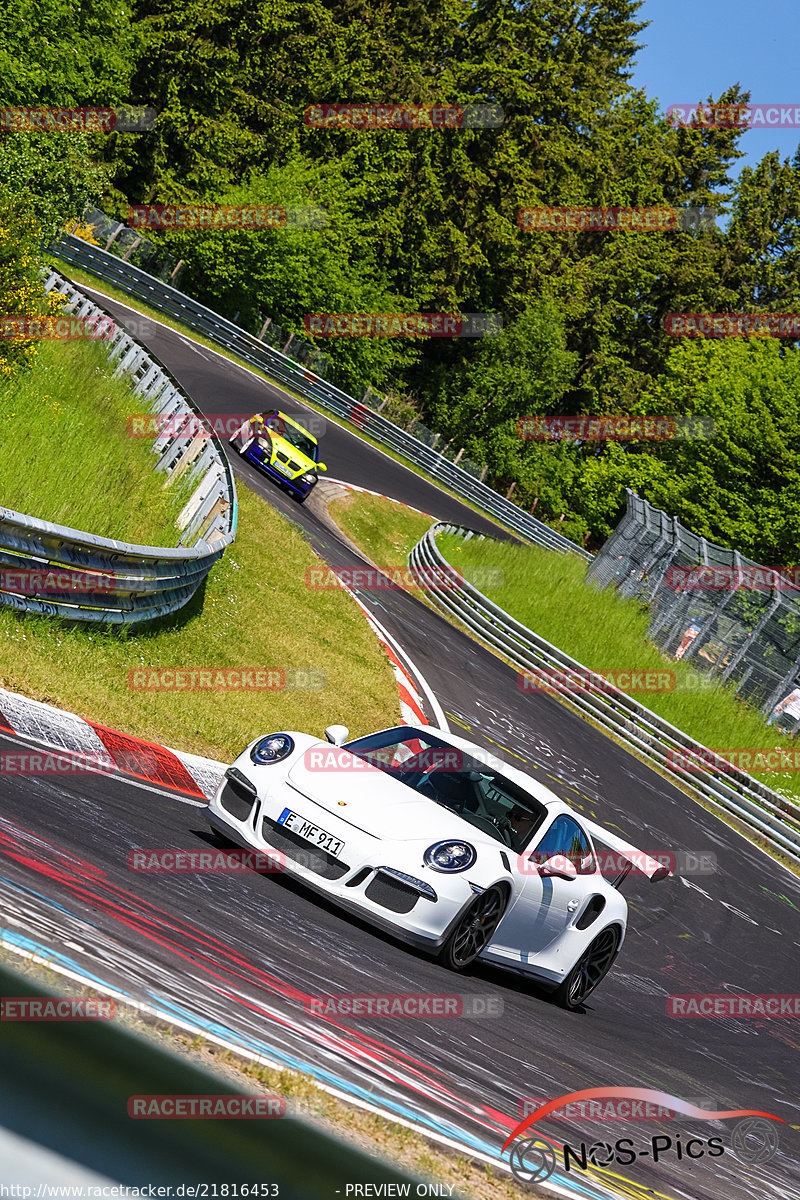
277;808;344;857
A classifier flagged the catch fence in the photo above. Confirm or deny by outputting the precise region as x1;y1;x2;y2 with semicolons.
588;491;800;730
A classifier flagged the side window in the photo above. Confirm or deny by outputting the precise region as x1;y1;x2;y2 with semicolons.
530;816;595;874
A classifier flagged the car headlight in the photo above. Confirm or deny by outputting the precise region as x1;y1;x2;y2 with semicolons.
250;734;294;764
423;840;476;872
300;471;317;484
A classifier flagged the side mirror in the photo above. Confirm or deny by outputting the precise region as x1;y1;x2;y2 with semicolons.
317;462;327;472
537;854;577;881
324;724;349;746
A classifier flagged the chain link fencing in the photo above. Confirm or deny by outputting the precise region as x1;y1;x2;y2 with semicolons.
588;491;800;731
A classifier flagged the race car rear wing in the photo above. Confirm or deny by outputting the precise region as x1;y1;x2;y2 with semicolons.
581;817;672;885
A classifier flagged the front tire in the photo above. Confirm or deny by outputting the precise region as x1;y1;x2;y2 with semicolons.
438;886;506;971
551;926;620;1010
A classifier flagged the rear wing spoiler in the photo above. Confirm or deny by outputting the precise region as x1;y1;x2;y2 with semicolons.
581;817;672;884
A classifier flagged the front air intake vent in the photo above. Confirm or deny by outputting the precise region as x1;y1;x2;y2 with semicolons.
261;816;349;880
364;873;419;914
219;770;256;822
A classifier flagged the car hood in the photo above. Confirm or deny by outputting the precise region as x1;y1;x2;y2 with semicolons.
264;432;316;472
285;749;498;847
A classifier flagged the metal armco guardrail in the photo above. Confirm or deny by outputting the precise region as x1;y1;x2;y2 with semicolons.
0;272;237;624
409;523;800;866
52;233;590;559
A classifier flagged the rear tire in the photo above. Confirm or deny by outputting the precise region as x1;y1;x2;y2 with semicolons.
551;926;620;1010
438;885;506;971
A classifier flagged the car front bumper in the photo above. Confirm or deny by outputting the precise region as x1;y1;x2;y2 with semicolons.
206;776;480;951
242;445;316;497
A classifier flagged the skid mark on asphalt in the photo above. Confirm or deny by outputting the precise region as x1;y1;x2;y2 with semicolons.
0;910;672;1200
451;698;605;794
0;816;556;1182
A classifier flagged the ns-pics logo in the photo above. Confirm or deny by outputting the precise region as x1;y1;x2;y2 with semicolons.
503;1089;784;1186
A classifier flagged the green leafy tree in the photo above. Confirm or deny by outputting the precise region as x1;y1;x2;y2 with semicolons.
724;148;800;310
0;0;134;236
576;338;800;558
429;298;577;491
0;137;110;242
159;159;411;389
0;0;135;105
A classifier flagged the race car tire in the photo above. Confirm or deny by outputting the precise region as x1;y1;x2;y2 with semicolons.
551;925;621;1010
437;885;507;971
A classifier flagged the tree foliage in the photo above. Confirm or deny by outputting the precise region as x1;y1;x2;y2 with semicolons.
4;0;800;558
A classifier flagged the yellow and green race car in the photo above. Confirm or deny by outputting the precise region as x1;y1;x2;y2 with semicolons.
234;409;327;503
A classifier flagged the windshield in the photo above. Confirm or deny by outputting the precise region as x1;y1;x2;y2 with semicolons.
344;727;547;852
283;426;317;459
261;413;317;460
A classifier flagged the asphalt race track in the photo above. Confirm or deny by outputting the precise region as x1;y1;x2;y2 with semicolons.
1;287;798;1200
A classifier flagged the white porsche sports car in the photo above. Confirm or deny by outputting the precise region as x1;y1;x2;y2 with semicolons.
207;724;670;1009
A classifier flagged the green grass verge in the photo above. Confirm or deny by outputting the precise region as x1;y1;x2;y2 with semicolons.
46;253;531;543
328;491;434;568
0;485;399;761
438;531;800;801
1;337;189;545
